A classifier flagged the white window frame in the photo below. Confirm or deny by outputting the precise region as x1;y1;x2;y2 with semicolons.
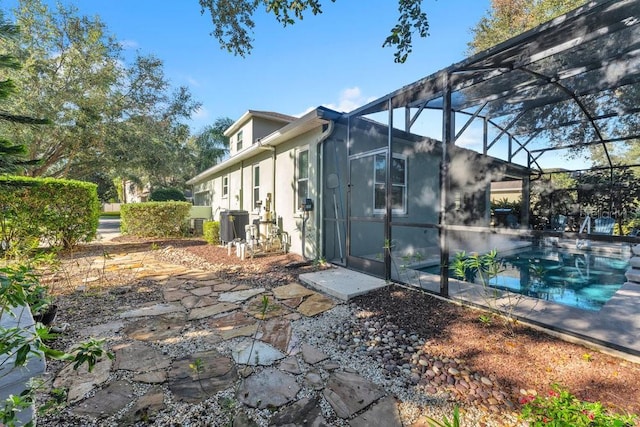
297;148;309;210
222;175;229;198
236;130;243;151
373;153;407;215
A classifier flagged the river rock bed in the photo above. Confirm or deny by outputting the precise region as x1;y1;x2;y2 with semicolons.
322;309;518;414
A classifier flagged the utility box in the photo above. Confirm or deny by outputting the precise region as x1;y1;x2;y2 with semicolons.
220;210;249;243
192;218;205;236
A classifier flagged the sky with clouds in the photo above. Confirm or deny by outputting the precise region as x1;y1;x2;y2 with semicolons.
3;0;492;133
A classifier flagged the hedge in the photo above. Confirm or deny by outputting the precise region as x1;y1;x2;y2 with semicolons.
149;187;186;202
120;202;191;237
0;175;100;250
203;220;220;245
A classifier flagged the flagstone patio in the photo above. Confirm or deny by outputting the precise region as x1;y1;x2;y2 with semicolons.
49;251;402;426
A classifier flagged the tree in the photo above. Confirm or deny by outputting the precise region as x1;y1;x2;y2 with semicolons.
3;0;123;177
191;117;234;173
1;0;201;190
575;168;640;233
198;0;429;63
103;56;201;189
0;10;47;173
530;172;577;229
468;0;586;54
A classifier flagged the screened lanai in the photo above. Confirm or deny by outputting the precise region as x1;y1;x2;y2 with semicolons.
321;0;640;296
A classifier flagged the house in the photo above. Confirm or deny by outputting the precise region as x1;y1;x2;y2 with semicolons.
187;108;343;261
490;180;524;203
189;0;639;296
187;107;528;277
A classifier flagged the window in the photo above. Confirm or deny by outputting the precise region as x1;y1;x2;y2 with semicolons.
374;153;407;214
253;164;260;209
222;175;228;198
193;191;210;206
236;130;243;151
297;149;309;209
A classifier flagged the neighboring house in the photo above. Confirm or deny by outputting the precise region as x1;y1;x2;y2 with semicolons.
187;107;528;277
122;180;150;203
490;180;524;203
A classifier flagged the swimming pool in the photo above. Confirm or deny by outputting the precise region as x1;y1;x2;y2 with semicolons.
422;246;630;311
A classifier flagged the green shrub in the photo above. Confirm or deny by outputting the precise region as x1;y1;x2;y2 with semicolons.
0;263;112;426
203;220;220;245
149;187;186;202
519;384;637;426
0;176;100;251
120;202;191;237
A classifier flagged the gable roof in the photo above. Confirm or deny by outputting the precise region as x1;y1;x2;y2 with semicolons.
223;110;298;137
188;107;341;185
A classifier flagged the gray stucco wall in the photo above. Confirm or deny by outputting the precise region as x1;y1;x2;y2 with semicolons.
322;119;444;263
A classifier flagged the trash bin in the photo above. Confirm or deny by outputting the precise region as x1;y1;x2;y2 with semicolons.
220;210;249;243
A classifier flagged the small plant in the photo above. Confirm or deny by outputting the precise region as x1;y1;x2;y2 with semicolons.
313;257;326;268
37;386;67;416
238;295;271;374
451;249;526;334
203;220;220;245
219;397;238;426
150;242;160;251
519;384;637;426
582;353;593;362
452;249;503;287
478;314;493;326
423;405;461;427
189;357;207;396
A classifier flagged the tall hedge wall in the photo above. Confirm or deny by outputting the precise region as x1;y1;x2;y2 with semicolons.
120;202;191;237
0;176;100;250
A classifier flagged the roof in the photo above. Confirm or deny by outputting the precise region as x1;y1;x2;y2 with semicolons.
223;110;298;137
187;107;341;185
348;0;640;173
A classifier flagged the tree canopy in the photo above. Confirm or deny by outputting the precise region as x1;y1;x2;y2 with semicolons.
468;0;586;54
0;10;47;173
0;0;202;193
198;0;429;63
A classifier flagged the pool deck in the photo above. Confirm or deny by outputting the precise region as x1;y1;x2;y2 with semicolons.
301;266;640;363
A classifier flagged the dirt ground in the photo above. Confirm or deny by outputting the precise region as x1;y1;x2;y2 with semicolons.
48;237;640;422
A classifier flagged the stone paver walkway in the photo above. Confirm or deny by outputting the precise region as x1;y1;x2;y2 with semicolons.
54;251;402;426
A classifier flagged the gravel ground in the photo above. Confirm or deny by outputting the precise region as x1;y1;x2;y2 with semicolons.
34;237;640;426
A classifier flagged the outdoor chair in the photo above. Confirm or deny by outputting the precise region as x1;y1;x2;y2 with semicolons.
547;214;567;232
506;214;519;229
592;217;615;235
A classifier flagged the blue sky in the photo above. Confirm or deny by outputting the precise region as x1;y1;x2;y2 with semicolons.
2;0;492;133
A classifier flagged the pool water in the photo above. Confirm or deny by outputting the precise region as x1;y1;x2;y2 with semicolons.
423;247;630;311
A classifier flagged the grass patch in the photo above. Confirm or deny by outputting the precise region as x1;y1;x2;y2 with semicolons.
100;212;121;218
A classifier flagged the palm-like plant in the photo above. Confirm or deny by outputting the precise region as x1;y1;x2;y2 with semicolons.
192;117;234;173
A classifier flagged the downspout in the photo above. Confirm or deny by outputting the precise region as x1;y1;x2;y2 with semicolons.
314;120;335;260
255;137;277;214
240;161;244;210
